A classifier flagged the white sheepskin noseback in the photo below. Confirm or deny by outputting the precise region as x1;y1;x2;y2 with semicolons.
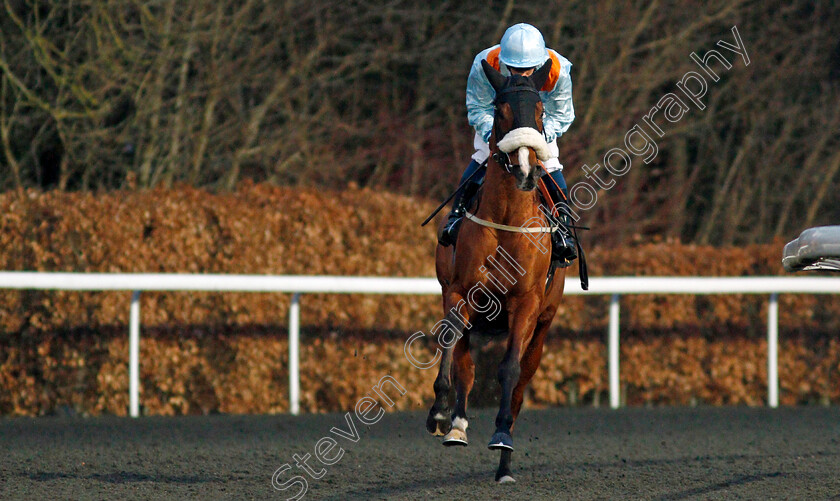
496;127;551;161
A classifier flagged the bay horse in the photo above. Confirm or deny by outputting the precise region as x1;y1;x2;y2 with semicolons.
427;58;567;483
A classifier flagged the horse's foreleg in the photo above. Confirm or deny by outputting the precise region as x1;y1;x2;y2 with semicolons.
496;305;562;483
426;343;455;436
489;298;539;452
510;318;551;426
443;334;473;446
488;346;521;451
494;330;545;484
426;293;471;437
489;297;539;487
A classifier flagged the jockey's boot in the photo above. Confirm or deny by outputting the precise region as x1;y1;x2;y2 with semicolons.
542;169;577;267
439;160;484;247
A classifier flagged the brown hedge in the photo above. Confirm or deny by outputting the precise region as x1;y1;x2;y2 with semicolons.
1;185;839;415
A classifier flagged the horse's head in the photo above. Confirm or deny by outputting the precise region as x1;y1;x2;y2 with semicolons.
481;58;553;191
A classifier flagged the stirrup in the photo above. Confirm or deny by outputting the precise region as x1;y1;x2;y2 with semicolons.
439;211;464;247
552;231;577;268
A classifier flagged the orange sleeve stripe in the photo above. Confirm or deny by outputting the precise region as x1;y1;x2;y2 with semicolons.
486;47;502;71
541;51;561;92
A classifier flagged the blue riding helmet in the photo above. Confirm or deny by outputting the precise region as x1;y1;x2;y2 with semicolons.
499;23;548;69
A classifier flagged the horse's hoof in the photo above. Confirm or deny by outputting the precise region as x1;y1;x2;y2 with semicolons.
442;428;468;447
487;431;514;451
497;475;516;484
426;412;451;436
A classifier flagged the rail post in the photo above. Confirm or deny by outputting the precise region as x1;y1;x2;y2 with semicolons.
768;293;779;408
609;294;621;409
129;290;141;418
289;293;301;415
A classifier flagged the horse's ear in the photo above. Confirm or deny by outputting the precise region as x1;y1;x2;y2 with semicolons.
530;58;553;91
481;59;507;93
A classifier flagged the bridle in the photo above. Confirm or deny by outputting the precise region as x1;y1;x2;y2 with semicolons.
491;83;545;174
491;151;517;174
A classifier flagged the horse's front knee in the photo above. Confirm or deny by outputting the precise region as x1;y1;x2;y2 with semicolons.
497;356;521;387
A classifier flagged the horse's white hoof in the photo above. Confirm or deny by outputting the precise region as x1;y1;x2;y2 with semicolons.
497;475;516;484
442;428;468;447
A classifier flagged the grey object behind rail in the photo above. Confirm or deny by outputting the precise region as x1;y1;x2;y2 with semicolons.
783;226;840;272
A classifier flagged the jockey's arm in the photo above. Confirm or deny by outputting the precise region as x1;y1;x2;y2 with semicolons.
540;51;575;143
466;48;497;143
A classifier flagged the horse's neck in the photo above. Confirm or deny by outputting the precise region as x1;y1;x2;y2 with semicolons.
477;161;539;225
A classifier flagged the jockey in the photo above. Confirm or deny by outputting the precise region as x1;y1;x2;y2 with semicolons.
440;23;577;266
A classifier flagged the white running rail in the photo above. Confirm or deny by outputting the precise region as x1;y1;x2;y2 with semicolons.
2;272;840;416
